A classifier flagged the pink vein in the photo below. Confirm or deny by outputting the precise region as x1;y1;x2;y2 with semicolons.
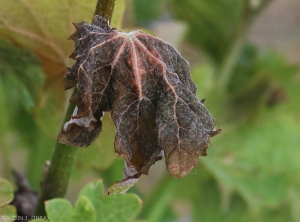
133;36;182;163
129;37;143;98
112;41;126;68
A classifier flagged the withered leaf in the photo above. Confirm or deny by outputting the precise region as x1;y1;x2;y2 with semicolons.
58;15;220;192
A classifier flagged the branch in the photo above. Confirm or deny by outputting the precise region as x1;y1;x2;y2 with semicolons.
35;97;77;216
217;0;274;89
94;0;116;22
35;0;116;216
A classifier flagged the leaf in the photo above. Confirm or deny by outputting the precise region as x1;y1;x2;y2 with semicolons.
99;194;142;222
57;15;220;192
0;37;64;139
10;170;38;219
0;178;14;206
190;176;294;222
192;180;253;222
0;0;126;77
80;180;141;222
45;180;142;222
72;196;96;222
202;114;300;212
45;199;73;222
0;1;126;138
79;179;104;207
0;38;44;111
0;205;16;218
0;178;16;217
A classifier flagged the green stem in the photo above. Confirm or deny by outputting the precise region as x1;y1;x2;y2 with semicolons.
217;0;274;89
35;97;77;216
217;32;246;89
35;0;116;216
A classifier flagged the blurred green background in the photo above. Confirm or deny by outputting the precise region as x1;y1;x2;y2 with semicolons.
0;0;300;221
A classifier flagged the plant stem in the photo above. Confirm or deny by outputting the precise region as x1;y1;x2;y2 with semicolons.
35;0;116;216
94;0;116;22
35;97;77;216
217;0;274;89
217;32;246;89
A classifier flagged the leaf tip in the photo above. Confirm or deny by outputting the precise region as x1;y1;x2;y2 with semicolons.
209;129;221;137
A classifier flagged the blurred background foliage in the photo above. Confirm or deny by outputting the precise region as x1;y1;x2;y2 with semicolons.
0;0;300;221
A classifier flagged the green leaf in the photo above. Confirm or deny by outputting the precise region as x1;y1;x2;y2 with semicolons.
0;39;57;186
0;0;126;77
99;194;141;222
0;205;16;218
0;178;14;206
0;178;16;217
192;180;253;222
193;51;300;217
191;177;294;222
45;180;142;222
202;114;300;211
0;0;126;137
79;179;104;210
45;199;73;222
72;196;96;222
80;180;142;222
0;27;63;141
0;38;44;111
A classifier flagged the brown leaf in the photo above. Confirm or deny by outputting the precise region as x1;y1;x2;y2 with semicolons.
58;15;220;191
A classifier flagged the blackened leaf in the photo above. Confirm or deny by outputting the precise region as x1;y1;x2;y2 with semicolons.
58;15;220;191
10;170;38;220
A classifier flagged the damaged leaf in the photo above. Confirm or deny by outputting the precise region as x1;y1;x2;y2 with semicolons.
58;15;220;192
10;170;38;220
